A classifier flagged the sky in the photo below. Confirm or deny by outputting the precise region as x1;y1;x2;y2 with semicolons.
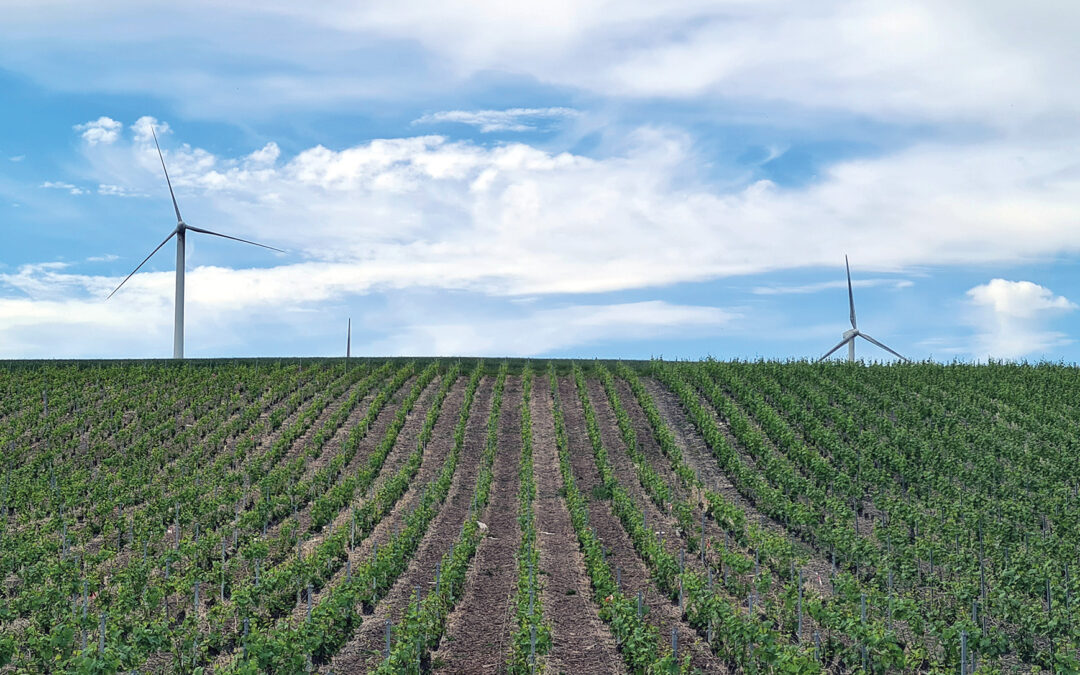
1;1;1079;361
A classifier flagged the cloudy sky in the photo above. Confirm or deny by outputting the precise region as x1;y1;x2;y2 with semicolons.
2;1;1078;361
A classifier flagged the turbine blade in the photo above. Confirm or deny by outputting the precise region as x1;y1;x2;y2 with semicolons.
151;125;183;225
859;333;910;362
846;254;857;330
106;229;177;299
184;225;286;253
818;336;854;362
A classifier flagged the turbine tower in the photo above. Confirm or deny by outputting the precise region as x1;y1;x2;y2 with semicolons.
818;255;909;363
107;126;283;359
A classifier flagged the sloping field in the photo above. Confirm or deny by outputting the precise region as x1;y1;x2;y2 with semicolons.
1;358;1077;673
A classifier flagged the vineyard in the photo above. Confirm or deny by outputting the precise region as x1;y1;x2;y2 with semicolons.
1;358;1078;673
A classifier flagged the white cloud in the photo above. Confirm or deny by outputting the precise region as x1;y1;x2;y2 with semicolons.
132;116;169;144
753;278;913;295
86;254;119;263
97;184;144;197
246;142;280;165
0;258;733;357
40;180;86;195
9;115;1080;358
74;116;122;145
369;300;735;356
9;155;25;162
414;107;580;133
2;1;1076;128
966;279;1076;359
76;125;1080;298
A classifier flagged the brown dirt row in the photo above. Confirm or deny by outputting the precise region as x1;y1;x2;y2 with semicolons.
726;373;885;542
557;376;727;675
284;375;465;626
261;374;433;550
207;375;466;670
155;371;390;562
13;371;224;530
46;370;320;565
641;377;836;598
102;371;401;647
532;375;624;675
276;371;385;469
325;376;497;673
614;377;836;647
430;375;523;673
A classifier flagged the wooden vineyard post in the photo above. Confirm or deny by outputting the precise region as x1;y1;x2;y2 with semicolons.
700;511;706;563
861;593;868;672
797;568;803;641
960;630;967;675
530;624;537;675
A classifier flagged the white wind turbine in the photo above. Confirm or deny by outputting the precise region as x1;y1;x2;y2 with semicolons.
818;255;909;363
107;126;284;359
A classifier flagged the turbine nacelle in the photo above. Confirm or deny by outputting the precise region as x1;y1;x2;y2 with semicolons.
105;123;283;359
818;255;910;363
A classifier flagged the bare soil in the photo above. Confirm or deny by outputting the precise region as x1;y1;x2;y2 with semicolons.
288;375;466;624
558;377;728;674
532;376;624;675
268;374;435;544
431;375;523;673
327;376;496;673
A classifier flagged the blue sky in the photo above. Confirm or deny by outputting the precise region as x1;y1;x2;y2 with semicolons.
2;1;1079;361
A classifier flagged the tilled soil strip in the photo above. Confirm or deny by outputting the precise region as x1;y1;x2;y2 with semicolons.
326;376;497;673
532;375;624;675
176;369;398;573
207;374;465;671
60;372;346;613
265;374;434;546
37;372;279;545
284;375;467;626
612;376;835;645
158;371;411;659
296;374;388;483
641;377;836;598
431;375;523;673
276;369;385;469
558;376;725;674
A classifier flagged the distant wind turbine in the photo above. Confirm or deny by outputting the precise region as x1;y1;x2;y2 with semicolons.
107;126;284;359
818;255;909;363
346;318;351;359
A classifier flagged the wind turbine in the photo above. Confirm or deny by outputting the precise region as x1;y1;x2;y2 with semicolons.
346;318;352;359
818;255;909;363
107;126;284;359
